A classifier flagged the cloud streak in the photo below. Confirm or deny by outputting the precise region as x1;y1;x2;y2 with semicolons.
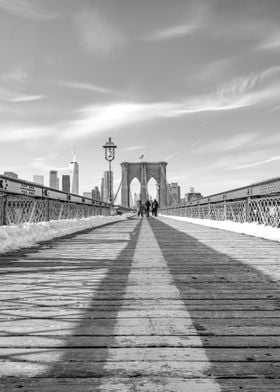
0;0;59;20
123;146;146;152
144;1;209;41
196;133;257;154
57;80;121;97
231;156;280;170
259;30;280;51
0;87;44;103
59;66;280;140
12;94;45;103
0;125;52;142
217;65;280;98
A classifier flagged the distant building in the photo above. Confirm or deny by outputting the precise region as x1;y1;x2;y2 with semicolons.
92;186;101;201
4;171;18;179
101;178;105;201
33;175;44;185
62;175;70;193
101;171;113;203
168;182;181;205
71;151;79;195
83;192;92;199
49;170;59;190
184;187;203;203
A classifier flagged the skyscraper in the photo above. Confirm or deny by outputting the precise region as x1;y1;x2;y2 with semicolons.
102;171;113;203
71;151;79;195
92;186;101;201
49;171;59;189
62;175;70;193
101;178;104;201
33;175;44;185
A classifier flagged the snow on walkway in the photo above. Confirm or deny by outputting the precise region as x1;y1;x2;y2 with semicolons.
160;214;280;243
0;214;134;254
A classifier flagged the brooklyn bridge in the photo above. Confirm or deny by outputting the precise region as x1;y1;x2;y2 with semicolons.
0;165;280;391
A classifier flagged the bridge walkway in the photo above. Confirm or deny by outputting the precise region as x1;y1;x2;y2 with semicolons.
0;216;280;391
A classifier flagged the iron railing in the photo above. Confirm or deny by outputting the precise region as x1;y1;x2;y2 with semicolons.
0;175;132;226
161;177;280;227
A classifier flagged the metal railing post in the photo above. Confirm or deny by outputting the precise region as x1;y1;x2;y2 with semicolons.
245;196;250;223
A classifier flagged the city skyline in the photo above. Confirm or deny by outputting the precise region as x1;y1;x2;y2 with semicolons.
0;1;280;198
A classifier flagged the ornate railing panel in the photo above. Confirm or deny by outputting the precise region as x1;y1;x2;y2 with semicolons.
161;177;280;228
249;196;280;227
226;200;247;223
0;193;4;225
0;175;132;226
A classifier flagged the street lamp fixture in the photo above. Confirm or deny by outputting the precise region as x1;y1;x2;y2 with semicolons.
156;183;161;205
103;137;117;204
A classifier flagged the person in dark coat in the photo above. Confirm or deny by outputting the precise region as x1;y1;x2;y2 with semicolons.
152;199;159;217
137;200;144;218
145;199;151;217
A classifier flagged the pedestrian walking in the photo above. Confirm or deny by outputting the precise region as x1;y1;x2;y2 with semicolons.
137;200;144;218
152;199;159;217
145;199;151;217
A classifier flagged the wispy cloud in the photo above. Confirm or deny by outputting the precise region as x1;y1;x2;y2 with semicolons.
0;69;45;103
0;87;44;103
59;66;280;140
0;125;52;142
123;146;146;152
163;153;179;161
1;69;28;84
12;94;45;103
231;156;280;170
163;141;201;161
259;30;280;51
57;80;121;97
75;10;125;55
196;133;257;154
144;1;209;41
217;65;280;98
188;58;231;85
0;0;59;20
147;23;201;41
270;105;280;112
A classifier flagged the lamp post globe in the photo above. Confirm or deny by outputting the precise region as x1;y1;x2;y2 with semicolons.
103;137;117;204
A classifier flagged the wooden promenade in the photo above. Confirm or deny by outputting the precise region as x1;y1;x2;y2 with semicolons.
1;216;280;391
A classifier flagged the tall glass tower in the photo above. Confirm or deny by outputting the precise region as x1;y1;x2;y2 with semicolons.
71;151;79;195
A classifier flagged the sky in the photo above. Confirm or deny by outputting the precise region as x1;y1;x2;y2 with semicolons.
0;0;280;200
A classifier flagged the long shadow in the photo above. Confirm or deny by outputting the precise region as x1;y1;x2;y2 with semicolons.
43;217;141;376
149;218;280;390
0;221;127;275
0;218;142;390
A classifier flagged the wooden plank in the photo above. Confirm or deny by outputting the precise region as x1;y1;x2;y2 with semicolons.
1;215;280;390
0;335;279;348
4;377;278;392
0;360;279;378
1;347;280;362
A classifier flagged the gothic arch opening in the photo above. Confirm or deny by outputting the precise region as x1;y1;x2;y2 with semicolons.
129;177;141;208
147;177;158;202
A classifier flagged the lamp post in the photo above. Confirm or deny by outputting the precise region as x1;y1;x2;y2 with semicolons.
103;137;117;204
156;183;161;205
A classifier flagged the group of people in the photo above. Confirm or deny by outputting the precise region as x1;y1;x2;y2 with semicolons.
137;199;159;218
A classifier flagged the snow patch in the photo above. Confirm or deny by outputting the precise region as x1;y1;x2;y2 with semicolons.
0;214;134;254
160;215;280;242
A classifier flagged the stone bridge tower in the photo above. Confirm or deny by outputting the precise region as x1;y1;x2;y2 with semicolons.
121;161;168;208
